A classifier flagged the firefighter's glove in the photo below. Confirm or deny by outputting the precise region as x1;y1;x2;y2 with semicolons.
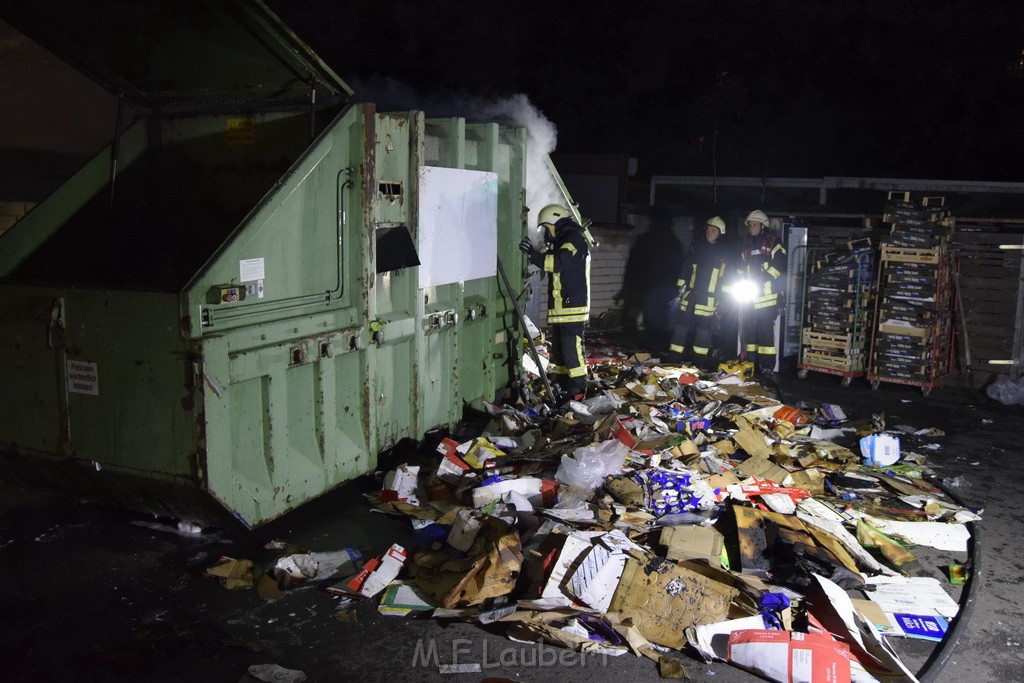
519;238;543;268
672;285;689;310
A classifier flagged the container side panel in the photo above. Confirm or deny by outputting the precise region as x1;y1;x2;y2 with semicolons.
188;106;374;526
188;107;364;334
60;290;195;476
0;286;196;479
206;327;370;526
370;269;417;451
460;283;495;401
462;124;526;401
327;343;374;477
369;113;419;450
418;120;465;425
0;287;66;456
227;374;273;493
491;131;527;396
188;106;375;525
422;317;458;430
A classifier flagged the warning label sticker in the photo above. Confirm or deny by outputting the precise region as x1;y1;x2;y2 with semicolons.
226;116;254;145
67;360;99;396
240;257;265;282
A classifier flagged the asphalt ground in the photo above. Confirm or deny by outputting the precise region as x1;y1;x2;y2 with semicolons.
0;364;1020;682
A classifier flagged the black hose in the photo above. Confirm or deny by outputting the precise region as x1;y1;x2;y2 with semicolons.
496;256;556;408
916;484;981;683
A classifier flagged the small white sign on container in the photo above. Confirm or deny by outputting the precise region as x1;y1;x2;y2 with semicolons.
239;257;265;282
67;360;99;396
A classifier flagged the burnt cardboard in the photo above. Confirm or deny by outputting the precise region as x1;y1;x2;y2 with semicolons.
609;558;738;649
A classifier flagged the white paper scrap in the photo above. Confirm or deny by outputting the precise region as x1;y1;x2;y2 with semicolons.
866;519;970;552
447;509;483;552
566;543;628;612
864;576;960;619
686;615;766;661
541;507;596;522
539;531;605;606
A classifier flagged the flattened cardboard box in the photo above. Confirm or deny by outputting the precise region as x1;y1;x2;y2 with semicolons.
609;558;738;649
733;455;791;484
732;421;773;459
661;526;724;565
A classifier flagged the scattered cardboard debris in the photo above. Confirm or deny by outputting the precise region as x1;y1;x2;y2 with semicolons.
191;334;975;680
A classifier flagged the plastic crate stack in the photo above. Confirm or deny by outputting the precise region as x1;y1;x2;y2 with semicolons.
869;194;955;390
800;240;875;377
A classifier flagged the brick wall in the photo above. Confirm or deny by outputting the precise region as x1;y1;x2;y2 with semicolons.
524;225;638;329
588;226;633;317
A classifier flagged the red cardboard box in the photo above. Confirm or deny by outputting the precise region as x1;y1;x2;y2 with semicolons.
728;629;851;683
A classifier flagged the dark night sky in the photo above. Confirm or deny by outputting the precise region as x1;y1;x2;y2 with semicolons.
266;0;1024;182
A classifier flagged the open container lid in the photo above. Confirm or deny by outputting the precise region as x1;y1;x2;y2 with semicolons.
1;0;352;109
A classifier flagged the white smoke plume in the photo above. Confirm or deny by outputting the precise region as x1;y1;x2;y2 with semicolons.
346;76;564;244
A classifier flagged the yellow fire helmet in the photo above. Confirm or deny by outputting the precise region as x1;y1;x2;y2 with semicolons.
706;215;727;234
538;204;571;228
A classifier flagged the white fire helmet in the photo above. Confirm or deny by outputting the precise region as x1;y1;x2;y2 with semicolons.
745;209;769;226
706;216;726;234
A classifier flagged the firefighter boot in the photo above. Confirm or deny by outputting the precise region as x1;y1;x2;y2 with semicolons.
565;375;588;402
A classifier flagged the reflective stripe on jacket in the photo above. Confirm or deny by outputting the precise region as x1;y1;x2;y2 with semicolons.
677;239;728;316
741;232;787;307
544;219;591;324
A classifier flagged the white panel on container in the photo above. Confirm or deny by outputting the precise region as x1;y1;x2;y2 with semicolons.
418;166;498;289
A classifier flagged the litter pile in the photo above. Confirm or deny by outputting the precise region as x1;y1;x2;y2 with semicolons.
205;340;978;682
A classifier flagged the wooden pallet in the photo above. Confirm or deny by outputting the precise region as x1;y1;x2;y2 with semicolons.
881;244;947;264
802;329;867;350
877;321;936;338
802;352;865;372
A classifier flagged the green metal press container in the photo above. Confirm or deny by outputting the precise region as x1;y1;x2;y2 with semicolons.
0;0;526;526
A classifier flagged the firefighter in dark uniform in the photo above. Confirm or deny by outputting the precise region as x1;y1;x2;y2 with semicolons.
740;209;787;378
519;204;591;401
667;216;729;368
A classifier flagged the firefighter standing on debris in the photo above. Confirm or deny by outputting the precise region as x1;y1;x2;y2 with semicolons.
519;204;591;402
667;216;729;368
739;209;787;378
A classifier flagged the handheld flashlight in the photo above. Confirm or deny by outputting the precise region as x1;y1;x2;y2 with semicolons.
730;278;759;303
